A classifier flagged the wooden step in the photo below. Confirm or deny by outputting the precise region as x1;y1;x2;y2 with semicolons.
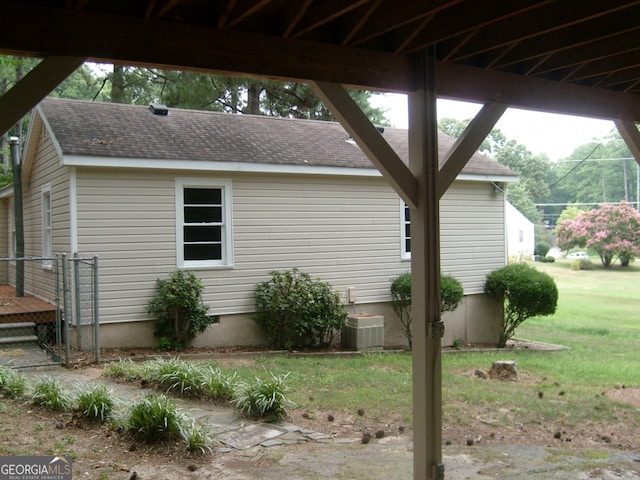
0;322;36;330
0;335;39;345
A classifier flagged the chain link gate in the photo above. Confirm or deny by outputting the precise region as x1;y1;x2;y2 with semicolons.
0;255;99;368
61;253;100;365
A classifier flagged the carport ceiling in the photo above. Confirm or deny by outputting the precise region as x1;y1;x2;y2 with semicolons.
1;0;640;121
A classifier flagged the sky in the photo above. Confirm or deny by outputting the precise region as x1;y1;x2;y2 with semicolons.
369;93;617;162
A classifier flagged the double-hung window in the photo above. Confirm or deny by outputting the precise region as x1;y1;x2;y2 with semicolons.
42;185;53;267
401;202;411;260
176;178;233;269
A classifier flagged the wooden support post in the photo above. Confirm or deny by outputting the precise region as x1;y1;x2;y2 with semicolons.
409;47;443;480
614;120;640;211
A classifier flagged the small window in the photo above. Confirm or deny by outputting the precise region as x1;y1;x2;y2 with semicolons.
401;202;411;260
518;230;524;243
176;178;233;269
42;186;53;267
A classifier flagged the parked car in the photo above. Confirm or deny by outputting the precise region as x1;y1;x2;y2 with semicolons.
567;251;589;259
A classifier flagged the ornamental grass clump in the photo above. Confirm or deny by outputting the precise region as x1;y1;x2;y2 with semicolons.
104;358;144;381
182;419;213;454
32;376;73;411
0;365;28;398
200;364;238;403
127;393;188;443
76;383;117;422
154;358;206;397
484;263;558;348
232;372;293;422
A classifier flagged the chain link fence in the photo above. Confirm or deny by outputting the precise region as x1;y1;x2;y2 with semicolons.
0;255;99;368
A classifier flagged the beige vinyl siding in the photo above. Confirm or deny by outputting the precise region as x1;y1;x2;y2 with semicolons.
75;170;177;323
14;129;70;302
440;181;506;294
75;168;506;325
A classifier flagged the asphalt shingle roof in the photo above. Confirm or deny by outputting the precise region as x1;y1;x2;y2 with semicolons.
38;97;516;177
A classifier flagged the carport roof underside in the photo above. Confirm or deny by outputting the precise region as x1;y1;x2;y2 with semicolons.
0;0;640;121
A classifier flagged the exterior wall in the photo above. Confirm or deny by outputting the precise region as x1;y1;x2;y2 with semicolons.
74;167;506;348
506;202;535;261
8;128;70;302
97;293;501;349
440;181;507;294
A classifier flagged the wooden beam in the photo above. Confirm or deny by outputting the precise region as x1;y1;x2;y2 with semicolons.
409;47;443;480
1;3;640;121
0;55;85;136
438;103;507;198
615;120;640;164
310;81;418;208
437;62;640;122
0;2;414;93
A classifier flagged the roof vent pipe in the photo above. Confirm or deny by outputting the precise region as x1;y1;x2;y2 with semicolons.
149;103;169;115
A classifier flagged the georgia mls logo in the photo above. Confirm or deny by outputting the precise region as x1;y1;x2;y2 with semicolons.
0;455;72;480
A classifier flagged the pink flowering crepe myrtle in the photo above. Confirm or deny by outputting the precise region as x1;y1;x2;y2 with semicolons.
555;201;640;267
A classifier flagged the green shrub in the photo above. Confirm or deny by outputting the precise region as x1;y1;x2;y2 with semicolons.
570;258;594;270
147;270;213;350
232;373;292;422
127;393;187;442
390;272;412;349
535;242;550;258
253;268;347;349
441;274;465;313
580;258;594;270
32;377;73;411
484;263;558;348
390;272;464;350
76;383;117;422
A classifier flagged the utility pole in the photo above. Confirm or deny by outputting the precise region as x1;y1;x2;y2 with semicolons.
10;136;24;297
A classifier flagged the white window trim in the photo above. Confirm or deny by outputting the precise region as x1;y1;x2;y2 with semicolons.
41;185;53;268
175;177;233;270
400;200;411;261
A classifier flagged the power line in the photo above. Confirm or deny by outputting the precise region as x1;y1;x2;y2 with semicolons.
555;157;635;162
535;201;639;207
547;141;604;189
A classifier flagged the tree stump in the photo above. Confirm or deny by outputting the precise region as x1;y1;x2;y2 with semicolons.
488;360;518;381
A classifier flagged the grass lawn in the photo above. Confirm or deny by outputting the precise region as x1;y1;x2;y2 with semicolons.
239;260;640;432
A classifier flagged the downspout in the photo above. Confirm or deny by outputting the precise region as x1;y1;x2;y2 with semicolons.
10;136;24;297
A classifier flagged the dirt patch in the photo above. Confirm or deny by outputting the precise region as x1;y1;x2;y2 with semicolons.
2;344;637;479
605;385;640;408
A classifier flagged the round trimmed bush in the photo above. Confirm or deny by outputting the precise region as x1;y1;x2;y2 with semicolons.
484;263;558;348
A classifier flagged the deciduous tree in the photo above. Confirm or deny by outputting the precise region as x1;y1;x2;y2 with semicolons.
555;201;640;267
